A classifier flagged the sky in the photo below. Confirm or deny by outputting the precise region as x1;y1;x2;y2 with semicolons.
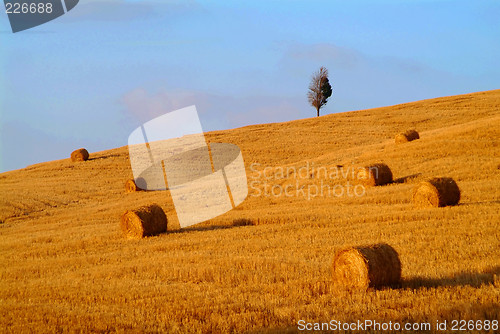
0;0;499;172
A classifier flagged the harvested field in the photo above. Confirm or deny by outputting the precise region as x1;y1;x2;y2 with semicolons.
1;90;499;333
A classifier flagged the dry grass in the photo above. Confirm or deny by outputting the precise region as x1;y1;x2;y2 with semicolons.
1;90;500;333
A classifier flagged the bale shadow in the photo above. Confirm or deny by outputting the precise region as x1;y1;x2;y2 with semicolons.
458;200;500;206
88;153;122;161
403;266;500;289
166;219;255;234
231;218;256;226
393;173;422;184
167;225;234;234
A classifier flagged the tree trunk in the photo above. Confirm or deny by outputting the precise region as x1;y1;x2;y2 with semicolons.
316;106;320;117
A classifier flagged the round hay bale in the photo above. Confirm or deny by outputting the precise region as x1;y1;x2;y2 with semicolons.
412;177;460;208
331;243;402;290
120;204;167;239
70;148;89;162
395;129;419;144
125;179;141;193
356;163;393;187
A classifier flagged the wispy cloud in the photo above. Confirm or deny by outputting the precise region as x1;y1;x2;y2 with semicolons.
278;42;467;112
121;88;303;131
286;43;360;69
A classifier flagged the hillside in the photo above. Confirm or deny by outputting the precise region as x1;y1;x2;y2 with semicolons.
1;90;499;333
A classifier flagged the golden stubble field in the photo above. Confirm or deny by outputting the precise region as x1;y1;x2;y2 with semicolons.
1;90;499;333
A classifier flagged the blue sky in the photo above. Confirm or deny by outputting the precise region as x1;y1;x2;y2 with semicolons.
1;0;499;172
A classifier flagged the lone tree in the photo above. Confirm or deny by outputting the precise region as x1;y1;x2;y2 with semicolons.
308;67;333;117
